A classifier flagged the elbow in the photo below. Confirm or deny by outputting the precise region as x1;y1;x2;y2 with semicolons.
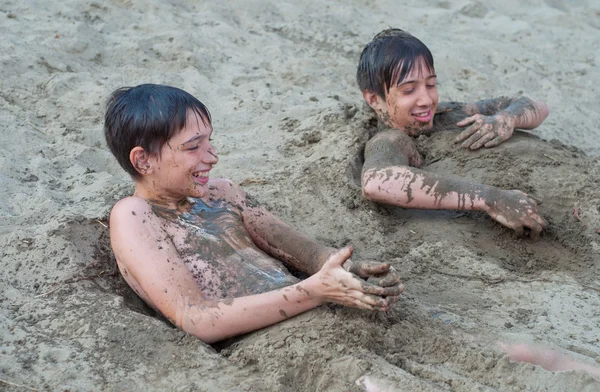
181;322;222;345
537;101;550;123
361;176;378;201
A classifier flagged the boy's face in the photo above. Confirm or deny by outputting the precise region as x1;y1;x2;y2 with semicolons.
372;60;438;135
148;111;218;201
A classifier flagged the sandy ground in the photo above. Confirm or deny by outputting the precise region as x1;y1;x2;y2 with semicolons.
1;0;600;391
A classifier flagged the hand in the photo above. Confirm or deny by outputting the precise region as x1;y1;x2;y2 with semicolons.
343;259;401;287
454;113;516;150
344;258;403;307
483;188;547;238
315;247;403;311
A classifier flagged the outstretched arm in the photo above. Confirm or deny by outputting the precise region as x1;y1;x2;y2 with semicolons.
109;197;401;344
449;96;549;149
362;131;547;236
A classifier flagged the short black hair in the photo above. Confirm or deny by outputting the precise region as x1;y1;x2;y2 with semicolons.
357;28;435;99
104;84;211;179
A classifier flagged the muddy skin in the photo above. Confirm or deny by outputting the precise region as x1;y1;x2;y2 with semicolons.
496;96;540;124
362;125;489;208
464;96;512;116
482;188;545;236
149;198;299;300
363;163;487;210
446;97;541;148
220;189;340;276
362;130;422;172
378;110;392;128
376;110;434;138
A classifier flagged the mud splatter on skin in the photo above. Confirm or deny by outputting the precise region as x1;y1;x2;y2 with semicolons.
148;198;299;300
362;127;488;208
243;193;261;208
235;192;338;276
279;309;288;318
362;131;414;172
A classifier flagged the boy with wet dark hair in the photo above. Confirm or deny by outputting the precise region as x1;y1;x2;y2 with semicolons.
357;28;550;237
104;83;402;344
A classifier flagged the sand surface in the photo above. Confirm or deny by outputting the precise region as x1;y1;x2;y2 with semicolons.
1;0;600;391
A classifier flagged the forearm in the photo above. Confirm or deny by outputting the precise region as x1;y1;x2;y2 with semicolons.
466;96;549;130
244;216;336;275
177;277;323;343
362;165;493;211
499;97;549;129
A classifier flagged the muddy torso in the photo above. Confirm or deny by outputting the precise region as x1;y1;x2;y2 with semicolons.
152;198;299;299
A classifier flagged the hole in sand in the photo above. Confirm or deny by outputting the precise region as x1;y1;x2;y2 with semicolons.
63;219;170;324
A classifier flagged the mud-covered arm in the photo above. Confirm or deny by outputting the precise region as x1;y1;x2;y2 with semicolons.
109;197;396;343
362;131;491;210
361;132;547;235
218;180;392;280
448;96;549;149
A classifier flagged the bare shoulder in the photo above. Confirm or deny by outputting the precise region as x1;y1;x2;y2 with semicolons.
110;195;153;221
364;129;421;168
368;129;411;145
108;196;165;258
109;196;158;235
207;178;246;203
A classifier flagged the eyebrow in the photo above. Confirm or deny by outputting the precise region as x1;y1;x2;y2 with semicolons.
182;135;202;145
398;74;437;86
180;130;213;146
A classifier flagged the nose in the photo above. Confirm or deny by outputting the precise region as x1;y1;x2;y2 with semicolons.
204;144;219;165
416;86;433;107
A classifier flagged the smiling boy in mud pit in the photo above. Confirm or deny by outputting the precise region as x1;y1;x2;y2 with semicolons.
104;84;403;344
357;28;549;238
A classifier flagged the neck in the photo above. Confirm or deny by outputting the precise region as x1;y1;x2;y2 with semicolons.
133;182;192;213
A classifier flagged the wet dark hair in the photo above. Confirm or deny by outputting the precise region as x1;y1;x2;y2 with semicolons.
104;84;211;179
357;28;435;99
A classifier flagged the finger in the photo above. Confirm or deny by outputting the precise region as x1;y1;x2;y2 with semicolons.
492;214;521;234
534;214;548;229
456;115;477;127
461;122;491;148
526;194;543;206
377;271;401;287
525;219;543;240
359;293;389;309
454;122;481;144
325;246;353;268
347;297;377;311
385;295;401;307
361;281;403;297
484;136;504;148
513;224;525;237
351;261;390;278
470;132;496;150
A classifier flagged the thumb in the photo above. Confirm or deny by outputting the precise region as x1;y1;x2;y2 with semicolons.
324;246;353;269
456;116;475;127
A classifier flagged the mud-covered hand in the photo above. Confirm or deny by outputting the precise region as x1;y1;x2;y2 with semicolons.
343;259;400;287
344;258;403;307
315;247;403;311
454;113;516;150
484;188;547;238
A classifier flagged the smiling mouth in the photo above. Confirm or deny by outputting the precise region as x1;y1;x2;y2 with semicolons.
192;171;209;178
411;110;432;122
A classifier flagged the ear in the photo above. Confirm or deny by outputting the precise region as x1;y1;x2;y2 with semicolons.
362;90;386;113
129;147;153;176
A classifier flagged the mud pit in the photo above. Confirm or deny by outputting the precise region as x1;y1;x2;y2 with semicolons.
1;0;600;391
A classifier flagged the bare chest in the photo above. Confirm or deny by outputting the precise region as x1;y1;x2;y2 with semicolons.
158;199;298;299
